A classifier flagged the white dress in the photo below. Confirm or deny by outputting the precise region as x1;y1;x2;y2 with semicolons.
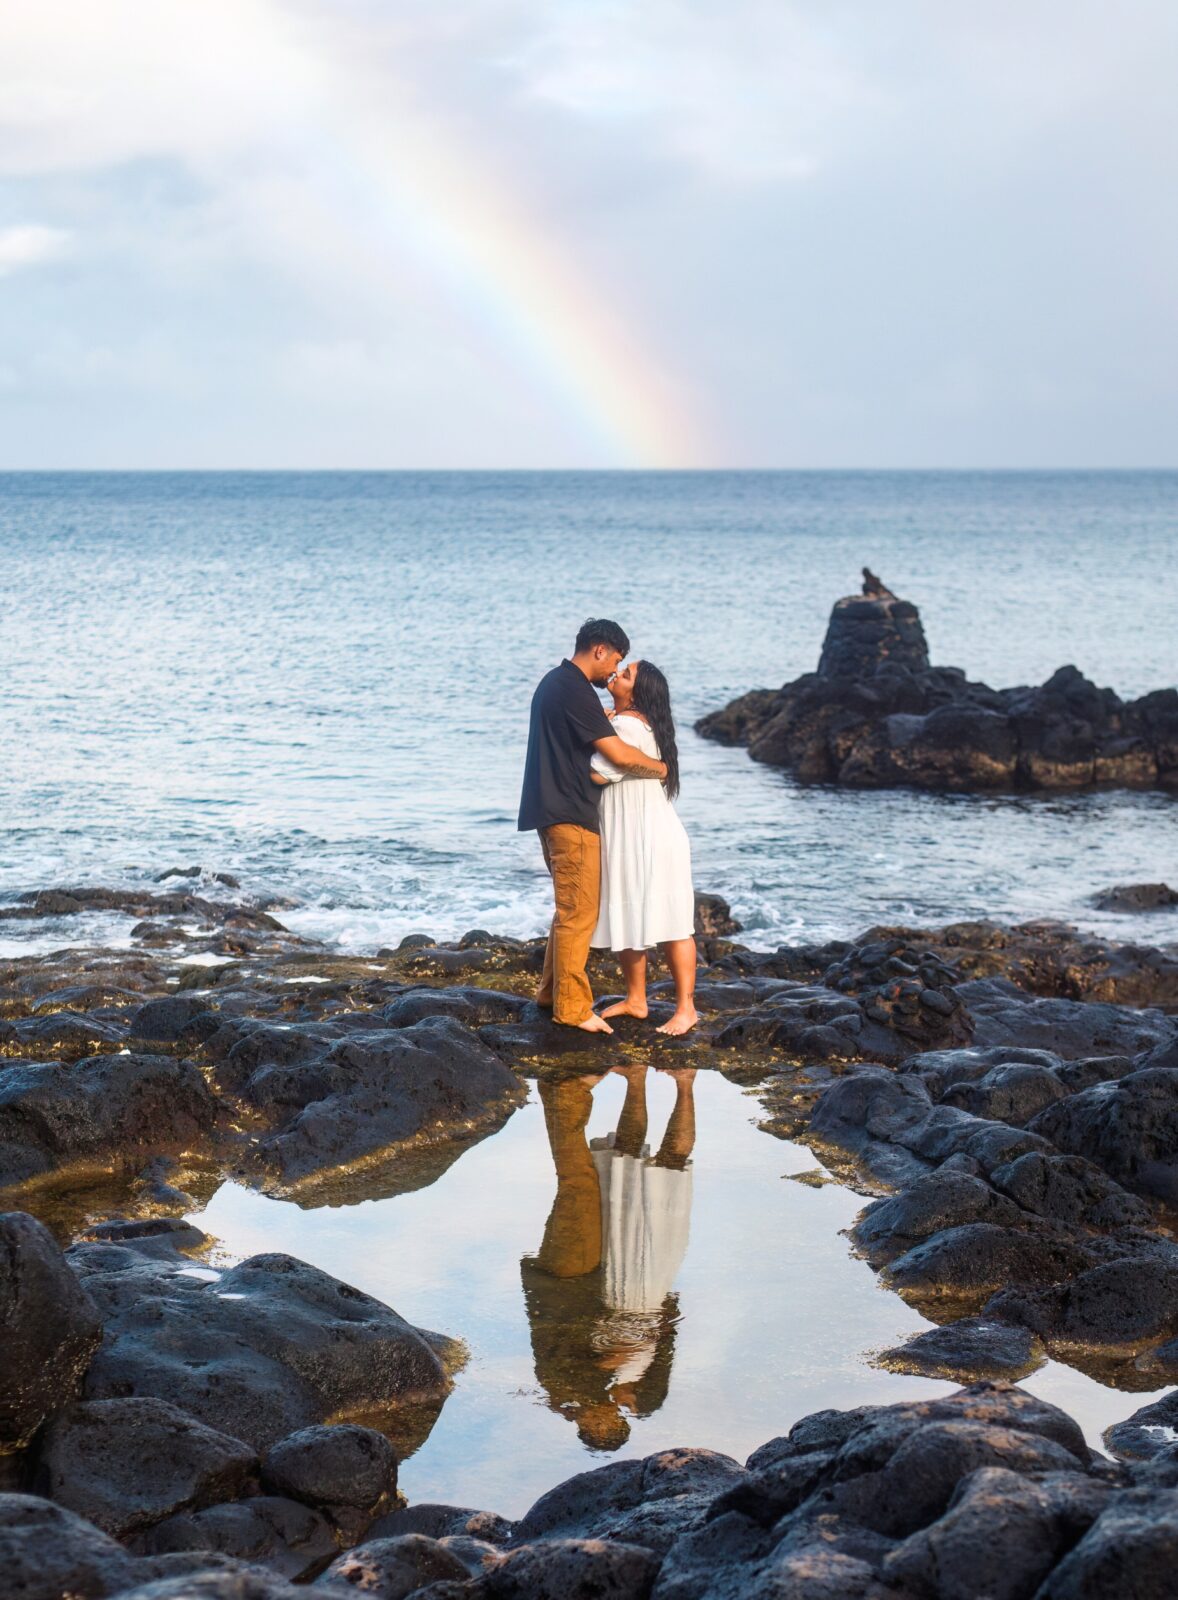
590;712;696;951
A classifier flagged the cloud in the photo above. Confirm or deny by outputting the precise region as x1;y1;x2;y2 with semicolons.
0;222;71;275
504;1;869;183
0;1;1175;466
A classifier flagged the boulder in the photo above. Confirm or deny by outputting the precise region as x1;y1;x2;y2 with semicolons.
809;1066;1055;1187
366;1503;513;1547
816;586;930;677
131;1497;336;1583
261;1423;397;1533
1036;1485;1178;1598
692;893;742;939
0;1211;102;1449
1028;1067;1178;1205
961;982;1174;1059
821;939;973;1056
988;1150;1152;1230
0;1054;218;1188
988;1252;1178;1355
876;1317;1045;1382
939;1061;1068;1126
35;1398;257;1538
241;1017;527;1196
378;989;529;1029
315;1532;471;1598
1092;883;1178;913
71;1245;454;1450
0;1012;128;1060
0;1492;139;1600
883;1466;1110;1600
1104;1392;1178;1463
883;1223;1093;1304
475;1538;658;1600
852;1170;1023;1267
514;1449;745;1557
712;1383;1088;1532
129;997;220;1044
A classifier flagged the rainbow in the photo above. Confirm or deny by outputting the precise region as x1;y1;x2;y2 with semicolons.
298;52;709;468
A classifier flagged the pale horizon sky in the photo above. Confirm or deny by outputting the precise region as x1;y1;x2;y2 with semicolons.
2;1;1176;470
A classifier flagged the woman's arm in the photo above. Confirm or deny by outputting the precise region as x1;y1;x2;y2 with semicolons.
590;771;610;786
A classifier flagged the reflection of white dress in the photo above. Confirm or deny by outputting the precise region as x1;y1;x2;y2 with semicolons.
590;713;695;951
590;1134;693;1388
590;1136;693;1314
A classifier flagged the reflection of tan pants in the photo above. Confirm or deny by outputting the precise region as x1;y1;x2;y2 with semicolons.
536;824;601;1025
534;1078;601;1277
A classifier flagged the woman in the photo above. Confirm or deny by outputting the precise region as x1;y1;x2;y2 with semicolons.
590;660;698;1035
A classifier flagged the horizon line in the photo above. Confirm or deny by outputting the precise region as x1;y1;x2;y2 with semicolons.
1;465;1176;476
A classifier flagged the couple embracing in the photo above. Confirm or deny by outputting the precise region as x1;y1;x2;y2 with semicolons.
518;618;697;1037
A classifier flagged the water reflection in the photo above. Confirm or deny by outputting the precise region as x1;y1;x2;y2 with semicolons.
521;1067;696;1451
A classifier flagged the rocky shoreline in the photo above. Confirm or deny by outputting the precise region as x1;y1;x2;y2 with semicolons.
696;574;1178;792
2;877;1178;1596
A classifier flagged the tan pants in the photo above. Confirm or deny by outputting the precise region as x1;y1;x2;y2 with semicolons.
535;823;601;1025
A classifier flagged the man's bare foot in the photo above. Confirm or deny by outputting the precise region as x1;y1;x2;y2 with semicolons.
656;1007;699;1036
573;1013;614;1034
600;998;649;1020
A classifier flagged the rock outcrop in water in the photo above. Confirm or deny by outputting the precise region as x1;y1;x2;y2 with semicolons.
696;574;1178;791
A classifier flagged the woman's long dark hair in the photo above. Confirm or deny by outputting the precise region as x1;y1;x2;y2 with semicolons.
631;661;680;802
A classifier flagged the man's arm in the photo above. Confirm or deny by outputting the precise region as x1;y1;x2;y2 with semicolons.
593;734;667;780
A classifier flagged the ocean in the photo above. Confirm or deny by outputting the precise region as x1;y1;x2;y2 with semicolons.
1;470;1176;956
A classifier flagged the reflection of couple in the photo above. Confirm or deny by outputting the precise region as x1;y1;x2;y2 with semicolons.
520;1067;696;1450
517;619;698;1036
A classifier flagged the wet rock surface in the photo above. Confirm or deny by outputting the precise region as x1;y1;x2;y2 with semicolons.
35;1397;258;1538
0;1215;463;1590
261;1423;398;1523
209;1013;528;1201
513;1450;745;1558
1093;882;1178;913
697;577;1178;792
132;1497;338;1583
316;1532;473;1596
809;1020;1178;1382
875;1316;1046;1382
3;872;1178;1593
0;1053;219;1189
0;1210;102;1448
70;1236;455;1451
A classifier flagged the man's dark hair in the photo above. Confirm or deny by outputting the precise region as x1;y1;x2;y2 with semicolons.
575;617;630;657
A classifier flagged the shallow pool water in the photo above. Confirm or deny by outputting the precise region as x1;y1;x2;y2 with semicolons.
193;1068;1166;1517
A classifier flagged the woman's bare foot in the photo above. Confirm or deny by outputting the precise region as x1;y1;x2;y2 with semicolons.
574;1013;614;1034
656;1007;699;1036
600;998;649;1020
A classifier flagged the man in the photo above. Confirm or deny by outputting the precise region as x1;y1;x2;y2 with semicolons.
519;619;667;1034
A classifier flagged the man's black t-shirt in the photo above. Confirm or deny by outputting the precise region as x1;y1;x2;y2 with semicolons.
518;660;615;834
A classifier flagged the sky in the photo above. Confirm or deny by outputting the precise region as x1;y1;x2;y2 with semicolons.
1;0;1176;469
